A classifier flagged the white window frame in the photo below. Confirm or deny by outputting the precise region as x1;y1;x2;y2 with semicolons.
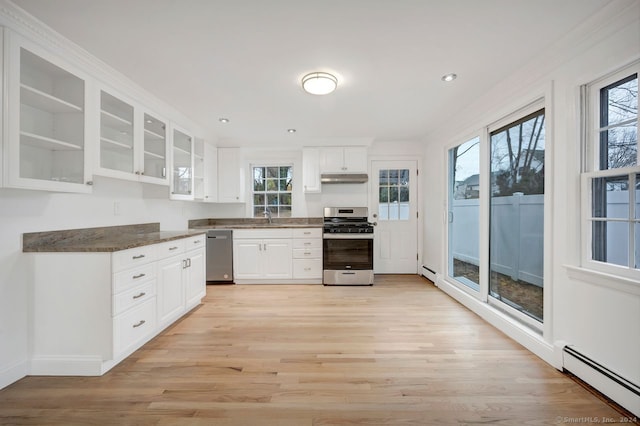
251;164;293;218
581;62;640;281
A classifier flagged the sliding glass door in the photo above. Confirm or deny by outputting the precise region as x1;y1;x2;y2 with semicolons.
448;137;480;291
489;109;545;322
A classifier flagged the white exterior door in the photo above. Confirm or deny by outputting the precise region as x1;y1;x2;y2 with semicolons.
371;160;418;273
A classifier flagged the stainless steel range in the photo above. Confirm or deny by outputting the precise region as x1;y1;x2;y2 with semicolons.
323;207;374;286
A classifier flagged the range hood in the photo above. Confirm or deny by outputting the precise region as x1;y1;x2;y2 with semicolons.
320;173;368;184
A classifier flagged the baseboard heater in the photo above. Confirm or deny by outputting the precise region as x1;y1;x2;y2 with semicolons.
563;345;640;416
421;265;437;283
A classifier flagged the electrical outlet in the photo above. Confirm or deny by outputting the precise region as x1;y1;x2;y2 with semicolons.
114;201;121;216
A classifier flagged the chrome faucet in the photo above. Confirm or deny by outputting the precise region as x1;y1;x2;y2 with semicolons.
263;209;272;224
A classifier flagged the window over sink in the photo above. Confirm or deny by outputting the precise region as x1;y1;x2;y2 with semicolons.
252;165;293;218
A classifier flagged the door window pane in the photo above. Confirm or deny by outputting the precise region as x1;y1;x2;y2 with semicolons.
378;169;410;221
448;137;480;291
490;109;545;322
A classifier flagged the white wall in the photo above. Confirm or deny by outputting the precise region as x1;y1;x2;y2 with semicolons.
421;0;640;406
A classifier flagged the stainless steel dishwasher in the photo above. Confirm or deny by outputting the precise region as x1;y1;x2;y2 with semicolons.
206;229;234;283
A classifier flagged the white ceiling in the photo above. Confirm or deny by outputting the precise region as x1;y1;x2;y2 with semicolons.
12;0;612;148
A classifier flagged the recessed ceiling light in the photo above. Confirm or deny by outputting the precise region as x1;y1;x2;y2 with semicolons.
302;72;338;95
441;73;457;82
219;118;230;123
287;128;296;133
145;119;153;124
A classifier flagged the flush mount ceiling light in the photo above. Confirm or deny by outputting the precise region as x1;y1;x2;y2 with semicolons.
219;117;230;123
287;128;296;133
441;73;457;82
301;72;338;95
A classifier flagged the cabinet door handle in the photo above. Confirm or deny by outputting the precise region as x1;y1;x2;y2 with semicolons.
263;244;267;251
304;232;311;235
133;292;146;299
304;242;311;245
182;260;188;269
169;246;179;251
187;258;192;268
132;320;146;328
132;273;146;279
132;254;145;260
304;252;311;255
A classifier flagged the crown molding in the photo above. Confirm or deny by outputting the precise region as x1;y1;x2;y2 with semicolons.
0;0;204;135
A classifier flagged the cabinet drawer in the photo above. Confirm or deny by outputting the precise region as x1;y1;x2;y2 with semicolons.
293;248;322;259
156;240;185;259
113;297;156;356
234;228;293;239
184;235;206;251
113;263;156;294
292;238;322;249
112;245;156;272
113;280;156;316
293;258;322;278
292;228;322;239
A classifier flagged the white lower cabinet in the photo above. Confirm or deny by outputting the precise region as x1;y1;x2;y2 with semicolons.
233;228;321;284
157;236;205;328
233;238;292;281
29;234;206;376
157;254;186;327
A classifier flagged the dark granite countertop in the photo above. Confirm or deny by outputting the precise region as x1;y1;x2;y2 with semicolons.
188;217;323;229
23;223;206;253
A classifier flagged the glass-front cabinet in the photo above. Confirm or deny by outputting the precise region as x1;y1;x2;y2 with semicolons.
99;90;134;174
142;113;167;182
170;126;194;200
96;87;168;185
5;32;92;192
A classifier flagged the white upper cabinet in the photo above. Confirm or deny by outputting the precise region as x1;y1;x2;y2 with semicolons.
5;32;92;192
319;146;367;174
95;87;169;185
170;125;194;200
202;141;218;202
141;112;168;184
217;147;244;203
302;147;321;193
98;89;135;176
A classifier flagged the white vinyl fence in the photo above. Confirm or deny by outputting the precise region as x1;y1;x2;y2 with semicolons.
451;191;633;287
451;194;544;287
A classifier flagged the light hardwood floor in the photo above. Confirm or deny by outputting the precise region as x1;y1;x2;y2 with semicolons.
0;275;632;425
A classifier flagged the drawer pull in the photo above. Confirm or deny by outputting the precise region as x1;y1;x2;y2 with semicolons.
132;320;146;328
304;232;311;235
304;242;311;245
304;252;311;255
132;273;146;279
193;240;201;244
132;292;146;299
169;246;179;251
132;254;145;260
304;267;311;271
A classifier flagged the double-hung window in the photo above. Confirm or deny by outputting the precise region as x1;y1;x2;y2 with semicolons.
583;63;639;279
252;165;293;218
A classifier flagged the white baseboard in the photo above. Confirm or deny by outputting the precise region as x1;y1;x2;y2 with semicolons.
30;355;104;376
0;360;28;390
